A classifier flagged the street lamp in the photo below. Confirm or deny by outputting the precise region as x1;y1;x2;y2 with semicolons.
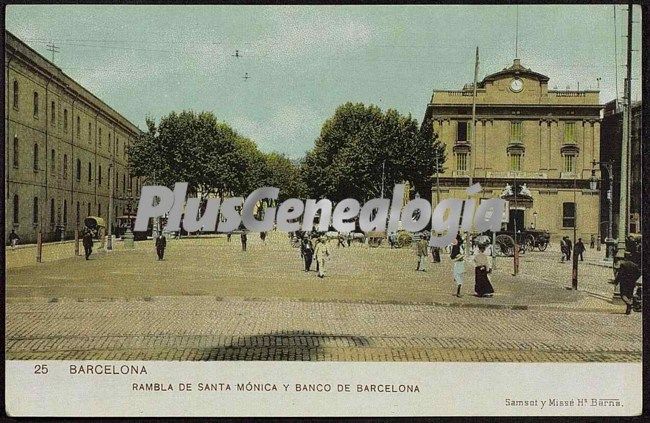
533;211;538;229
592;160;614;261
123;188;135;249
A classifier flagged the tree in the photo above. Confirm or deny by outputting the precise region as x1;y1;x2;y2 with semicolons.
263;152;305;202
301;102;445;202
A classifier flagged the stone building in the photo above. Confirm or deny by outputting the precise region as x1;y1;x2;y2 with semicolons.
5;31;142;243
599;100;642;237
421;59;602;241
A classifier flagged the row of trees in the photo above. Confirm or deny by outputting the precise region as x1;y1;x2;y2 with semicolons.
128;104;444;204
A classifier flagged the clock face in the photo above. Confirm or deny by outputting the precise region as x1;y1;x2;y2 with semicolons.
510;78;524;92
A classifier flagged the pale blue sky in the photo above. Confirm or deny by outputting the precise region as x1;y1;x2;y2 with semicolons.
7;5;642;158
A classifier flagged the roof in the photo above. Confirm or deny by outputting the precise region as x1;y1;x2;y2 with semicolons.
482;58;550;84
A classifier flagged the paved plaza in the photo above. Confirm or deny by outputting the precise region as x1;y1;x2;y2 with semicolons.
5;232;642;361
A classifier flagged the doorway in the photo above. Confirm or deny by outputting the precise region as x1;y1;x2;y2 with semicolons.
507;209;525;233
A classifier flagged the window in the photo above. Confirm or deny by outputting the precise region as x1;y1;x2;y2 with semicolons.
33;197;39;223
13;195;19;224
76;202;80;225
109;135;112;152
88;122;92;143
77;116;81;137
564;155;575;173
64;109;68;131
122;174;126;194
50;149;56;173
13;80;19;109
510;121;523;142
76;158;81;181
33;92;39;117
88;162;92;183
63;200;67;224
562;202;575;228
98;203;102;217
457;121;470;142
564;122;576;143
510;153;522;171
50;198;55;224
51;101;56;125
87;202;91;217
13;136;19;167
99;128;102;146
33;144;39;170
456;152;467;171
116;172;119;191
63;154;68;179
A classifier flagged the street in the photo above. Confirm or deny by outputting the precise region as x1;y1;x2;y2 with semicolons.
5;232;641;362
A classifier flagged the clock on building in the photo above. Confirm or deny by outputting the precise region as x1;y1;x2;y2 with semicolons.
510;78;524;92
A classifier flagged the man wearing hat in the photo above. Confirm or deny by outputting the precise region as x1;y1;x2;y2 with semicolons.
314;236;330;278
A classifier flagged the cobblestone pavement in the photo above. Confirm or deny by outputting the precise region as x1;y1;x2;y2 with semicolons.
6;296;641;362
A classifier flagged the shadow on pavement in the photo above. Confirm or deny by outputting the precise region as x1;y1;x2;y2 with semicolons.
207;330;370;361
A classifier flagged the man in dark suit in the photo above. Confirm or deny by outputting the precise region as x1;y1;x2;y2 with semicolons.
155;233;167;260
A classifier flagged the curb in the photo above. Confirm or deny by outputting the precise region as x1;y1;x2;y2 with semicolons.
6;294;621;314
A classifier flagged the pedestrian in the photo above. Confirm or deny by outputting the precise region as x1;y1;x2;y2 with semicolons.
474;244;494;297
388;232;397;249
227;232;232;242
565;236;573;260
314;236;330;278
155;232;167;260
347;233;353;247
431;245;441;263
337;233;346;248
590;234;595;249
416;233;428;271
616;252;641;315
9;229;20;248
82;229;94;260
240;231;248;251
260;231;267;244
575;238;585;261
560;237;567;262
300;235;314;271
450;235;465;297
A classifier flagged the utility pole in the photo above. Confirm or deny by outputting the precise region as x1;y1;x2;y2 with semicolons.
107;164;114;251
46;41;60;63
469;46;479;187
614;0;633;298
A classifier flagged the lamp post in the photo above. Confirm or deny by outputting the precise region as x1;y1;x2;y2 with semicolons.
123;188;135;249
533;211;538;229
571;170;578;290
592;160;614;261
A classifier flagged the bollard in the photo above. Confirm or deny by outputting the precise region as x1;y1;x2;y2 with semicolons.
74;229;80;256
36;231;43;263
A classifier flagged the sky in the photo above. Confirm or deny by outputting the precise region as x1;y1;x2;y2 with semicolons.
6;5;643;159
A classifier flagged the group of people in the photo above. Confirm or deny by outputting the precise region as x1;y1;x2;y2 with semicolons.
560;236;585;262
298;233;330;278
416;232;495;298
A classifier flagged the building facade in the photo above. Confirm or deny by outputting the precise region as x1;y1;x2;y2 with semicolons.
422;59;602;241
599;100;642;237
5;31;142;244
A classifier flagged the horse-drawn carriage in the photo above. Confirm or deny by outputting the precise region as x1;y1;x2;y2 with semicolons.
484;229;550;256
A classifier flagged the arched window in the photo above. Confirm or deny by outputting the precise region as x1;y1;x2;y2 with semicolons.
64;109;68;131
33;144;39;170
76;158;81;181
77;116;81;137
13;135;19;167
51;101;56;125
63;200;67;224
50;149;56;172
76;202;80;225
50;198;55;223
88;162;92;183
33;197;39;223
13;80;19;109
63;154;68;179
33;92;39;117
13;194;19;224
